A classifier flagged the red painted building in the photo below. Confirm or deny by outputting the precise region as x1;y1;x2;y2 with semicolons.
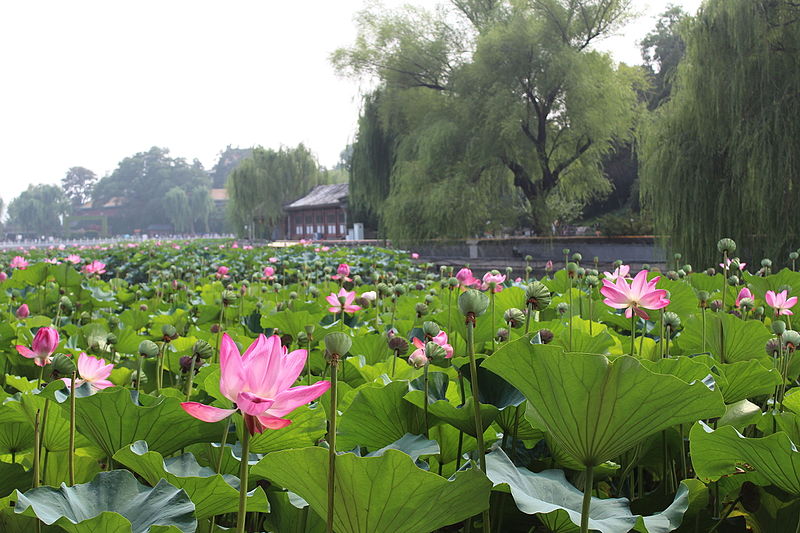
284;183;349;240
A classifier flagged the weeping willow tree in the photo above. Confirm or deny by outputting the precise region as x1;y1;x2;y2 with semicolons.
226;144;325;239
641;0;800;267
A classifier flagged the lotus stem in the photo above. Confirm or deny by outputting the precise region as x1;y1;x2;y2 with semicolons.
630;314;636;356
32;409;41;489
185;357;197;400
306;334;312;386
588;294;593;335
465;318;491;533
326;357;339;533
580;464;594;533
568;276;574;351
423;363;430;439
69;371;76;486
155;342;165;395
701;308;706;353
455;371;466;470
37;364;44;389
136;355;144;394
236;424;250;533
490;291;496;353
524;302;533;335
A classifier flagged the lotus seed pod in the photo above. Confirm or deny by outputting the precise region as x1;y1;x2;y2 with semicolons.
424;341;447;361
566;262;578;276
613;259;623;268
297;331;308;344
585;275;599;288
782;330;800;350
408;350;428;369
324;332;352;358
571;252;582;263
309;286;320;297
760;258;772;269
677;269;686;278
59;296;73;312
106;333;117;345
706;268;716;276
663;312;681;330
556;302;569;315
415;303;429;317
576;267;585;278
772;320;787;335
424;295;434;304
504;308;526;329
696;290;710;304
587;269;599;277
108;315;120;328
525;266;533;274
304;324;315;336
562;248;570;256
766;337;781;355
179;356;194;373
790;252;799;261
458;289;489;317
727;275;739;286
192;339;214;360
753;306;765;319
526;281;551;310
423;321;441;337
538;328;554;344
495;328;509;342
49;353;76;377
717;238;736;255
525;255;533;262
642;264;650;271
138;340;159;358
394;285;406;296
221;290;238;306
674;253;682;261
682;264;693;274
388;336;409;352
739;298;755;312
709;299;723;311
260;286;268;294
448;277;459;288
666;271;679;281
161;324;178;341
139;304;148;312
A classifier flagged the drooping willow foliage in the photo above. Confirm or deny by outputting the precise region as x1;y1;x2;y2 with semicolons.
641;0;800;267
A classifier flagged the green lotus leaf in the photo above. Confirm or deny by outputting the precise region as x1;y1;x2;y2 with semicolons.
264;490;325;533
49;263;83;288
244;404;327;454
252;446;491;533
690;421;800;495
348;333;392;365
0;462;31;498
261;309;316;338
674;312;771;363
717;399;762;429
72;387;226;457
485;448;689;533
113;441;268;520
713;359;782;403
483;338;725;466
14;469;196;533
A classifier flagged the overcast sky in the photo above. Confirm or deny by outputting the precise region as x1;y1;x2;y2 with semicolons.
0;0;702;205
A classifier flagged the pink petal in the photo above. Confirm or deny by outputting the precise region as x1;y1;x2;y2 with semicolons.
15;345;35;359
259;348;307;397
328;306;341;313
765;291;776;308
180;402;236;423
634;307;650;320
91;380;115;390
266;381;331;417
630;270;648;298
236;391;276;416
603;299;630;310
255;415;292;431
219;334;245;403
785;296;798;309
325;294;339;307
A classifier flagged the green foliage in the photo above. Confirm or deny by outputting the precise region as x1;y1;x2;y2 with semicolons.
6;184;70;236
641;0;800;267
61;167;97;207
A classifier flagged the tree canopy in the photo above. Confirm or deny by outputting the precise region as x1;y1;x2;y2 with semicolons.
641;0;800;267
7;184;70;236
335;0;643;240
61;166;97;207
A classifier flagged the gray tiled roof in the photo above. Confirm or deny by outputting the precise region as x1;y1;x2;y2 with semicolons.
286;183;349;210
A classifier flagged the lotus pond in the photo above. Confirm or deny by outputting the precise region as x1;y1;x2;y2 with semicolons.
0;239;798;533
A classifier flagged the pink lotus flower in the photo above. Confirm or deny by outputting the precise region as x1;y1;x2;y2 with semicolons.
331;263;351;281
16;327;60;367
231;242;239;249
263;266;276;280
61;353;114;390
545;260;553;271
720;258;746;271
735;287;753;307
0;272;7;282
600;270;670;320
44;258;59;265
412;332;453;359
482;272;506;292
603;265;631;282
361;291;377;301
321;246;330;252
326;288;361;314
411;252;420;259
10;256;28;270
765;290;797;316
16;304;29;319
83;260;106;275
456;268;480;288
181;333;330;434
408;348;427;368
269;257;278;264
65;254;81;264
216;266;229;279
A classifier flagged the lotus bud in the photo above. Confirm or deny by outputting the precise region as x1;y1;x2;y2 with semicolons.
613;259;623;268
304;324;315;336
272;282;282;292
727;275;739;286
495;328;509;342
255;301;263;310
677;269;686;278
15;304;29;319
566;262;578;277
663;312;681;331
593;256;599;266
717;238;736;255
415;303;429;317
192;339;214;360
297;331;308;344
139;304;148;312
51;353;76;376
585;275;599;288
674;253;682;261
782;330;800;351
210;324;220;334
525;255;533;262
310;286;320;298
526;281;552;310
709;299;723;311
739;298;755;312
388;336;409;353
324;332;352;360
458;289;489;317
138;340;159;358
766;337;781;356
424;294;434;304
571;252;582;263
423;321;441;338
682;264;693;274
525;266;532;275
706;268;716;276
642;264;650;271
666;271;679;281
161;324;178;342
353;275;362;285
556;302;569;315
562;248;570;256
504;308;525;329
179;356;194;373
538;328;554;344
753;306;765;320
408;350;428;369
790;252;799;261
772;320;786;335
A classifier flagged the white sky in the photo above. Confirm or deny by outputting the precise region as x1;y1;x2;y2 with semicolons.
0;0;702;205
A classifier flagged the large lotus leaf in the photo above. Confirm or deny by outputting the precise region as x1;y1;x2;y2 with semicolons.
483;339;725;466
72;387;226;457
713;359;782;403
0;462;31;498
690;421;800;496
261;309;316;338
717;399;762;429
547;317;615;355
43;450;101;487
346;355;420;383
674;312;771;363
744;268;800;299
348;334;392;365
5;392;89;453
14;469;196;533
640;357;713;384
49;263;83;288
244;404;327;454
264;490;325;533
485;448;688;533
113;441;268;520
252;446;491;533
337;381;426;450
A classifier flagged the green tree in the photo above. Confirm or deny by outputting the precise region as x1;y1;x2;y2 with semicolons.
163;187;192;233
641;0;800;267
61;166;97;206
640;5;689;109
226;144;325;239
7;184;70;235
210;146;252;188
92;147;212;234
334;0;643;239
